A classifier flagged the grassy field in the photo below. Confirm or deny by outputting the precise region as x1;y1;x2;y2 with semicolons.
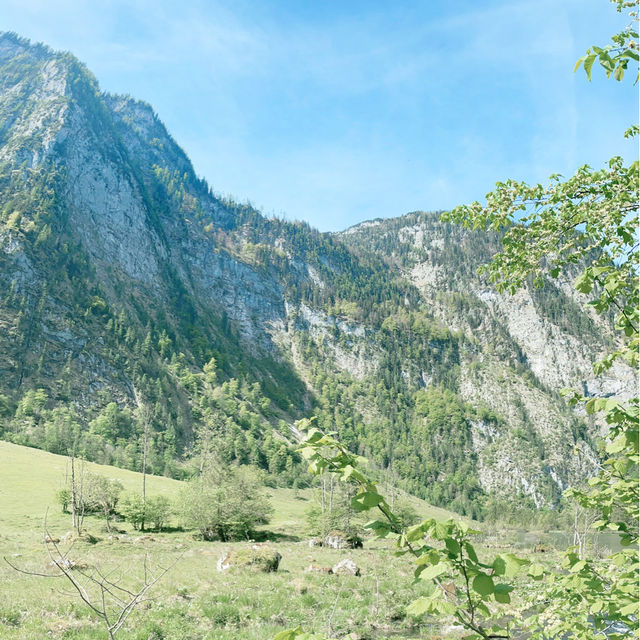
0;441;454;538
0;441;557;640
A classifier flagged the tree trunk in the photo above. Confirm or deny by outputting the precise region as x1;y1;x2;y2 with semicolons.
70;452;77;531
141;422;148;531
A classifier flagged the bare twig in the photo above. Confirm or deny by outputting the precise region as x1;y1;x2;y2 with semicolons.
5;516;181;639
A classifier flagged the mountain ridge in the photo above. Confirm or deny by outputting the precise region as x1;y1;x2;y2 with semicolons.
0;32;631;518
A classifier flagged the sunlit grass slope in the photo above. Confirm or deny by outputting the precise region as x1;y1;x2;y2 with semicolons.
0;441;473;640
0;440;456;542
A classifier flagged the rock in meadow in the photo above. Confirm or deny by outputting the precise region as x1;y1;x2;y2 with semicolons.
217;544;282;573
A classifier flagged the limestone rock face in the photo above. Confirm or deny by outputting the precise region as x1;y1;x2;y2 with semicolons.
339;213;635;507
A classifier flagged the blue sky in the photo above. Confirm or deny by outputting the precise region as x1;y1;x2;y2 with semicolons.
2;0;637;231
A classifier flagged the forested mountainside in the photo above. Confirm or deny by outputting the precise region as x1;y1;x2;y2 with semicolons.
0;32;631;518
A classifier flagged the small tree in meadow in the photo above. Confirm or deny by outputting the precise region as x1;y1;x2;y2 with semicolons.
119;493;146;530
179;465;272;541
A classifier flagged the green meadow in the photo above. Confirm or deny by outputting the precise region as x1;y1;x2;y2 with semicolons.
0;441;461;639
0;442;566;640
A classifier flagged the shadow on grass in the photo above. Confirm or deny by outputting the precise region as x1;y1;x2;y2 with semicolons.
253;530;301;543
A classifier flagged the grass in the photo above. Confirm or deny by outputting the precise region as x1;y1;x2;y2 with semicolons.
0;441;453;539
0;441;562;640
0;441;182;538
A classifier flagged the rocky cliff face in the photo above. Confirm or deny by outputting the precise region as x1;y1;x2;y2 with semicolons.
338;213;633;504
0;33;628;514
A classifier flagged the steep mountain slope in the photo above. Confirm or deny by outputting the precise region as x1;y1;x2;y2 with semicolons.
338;213;635;507
0;33;626;518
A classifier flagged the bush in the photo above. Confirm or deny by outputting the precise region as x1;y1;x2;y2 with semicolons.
55;488;71;513
146;495;172;531
178;465;272;541
118;493;145;529
119;493;172;531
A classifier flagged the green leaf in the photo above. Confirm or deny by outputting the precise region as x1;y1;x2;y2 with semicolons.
445;537;460;556
472;573;495;596
300;447;316;460
606;434;626;454
406;522;428;542
418;562;449;581
341;464;354;479
493;556;506;576
569;559;586;573
304;429;323;444
620;601;638;616
529;563;545;580
406;596;434;616
351;491;383;511
435;599;457;615
493;553;526;578
434;521;451;540
464;541;479;563
494;583;513;604
574;272;593;293
416;549;441;566
583;54;597;80
365;520;391;537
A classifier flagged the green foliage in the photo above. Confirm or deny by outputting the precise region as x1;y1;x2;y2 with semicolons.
178;465;273;541
117;492;171;531
574;0;639;82
119;493;146;529
55;488;71;513
145;495;172;531
83;473;123;513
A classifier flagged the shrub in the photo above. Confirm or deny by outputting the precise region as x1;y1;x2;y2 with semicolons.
178;465;272;541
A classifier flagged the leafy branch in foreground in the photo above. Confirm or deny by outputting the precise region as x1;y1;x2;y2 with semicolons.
440;2;639;634
574;0;639;82
274;421;531;640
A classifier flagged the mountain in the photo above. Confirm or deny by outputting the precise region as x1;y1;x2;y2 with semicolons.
0;32;631;518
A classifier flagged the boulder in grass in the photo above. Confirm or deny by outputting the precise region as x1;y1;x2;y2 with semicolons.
332;558;360;576
217;544;282;573
324;530;363;549
307;537;323;548
324;530;348;549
